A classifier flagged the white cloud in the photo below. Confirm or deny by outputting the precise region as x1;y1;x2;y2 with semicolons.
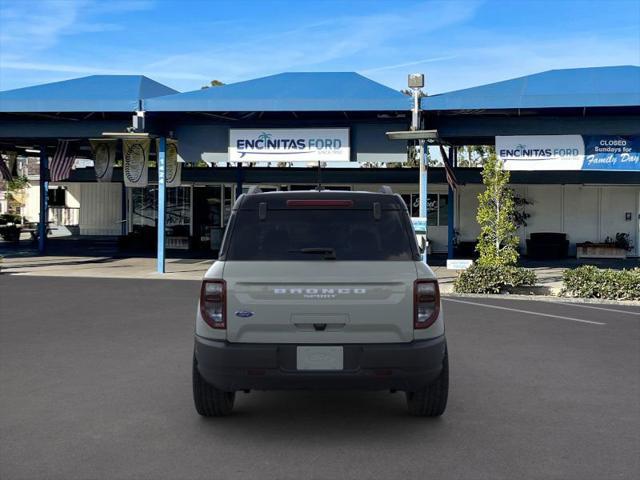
1;0;637;95
0;0;152;61
0;0;483;90
361;55;459;74
418;31;640;94
0;60;209;81
137;1;484;90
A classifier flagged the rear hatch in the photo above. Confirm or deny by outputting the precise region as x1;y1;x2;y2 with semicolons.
219;192;421;344
224;261;417;343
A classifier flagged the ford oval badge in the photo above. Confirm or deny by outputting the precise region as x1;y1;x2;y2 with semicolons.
235;310;254;318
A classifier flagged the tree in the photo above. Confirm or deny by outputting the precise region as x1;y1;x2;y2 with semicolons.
475;153;519;266
385;142;438;169
6;175;29;215
201;80;225;89
457;145;495;167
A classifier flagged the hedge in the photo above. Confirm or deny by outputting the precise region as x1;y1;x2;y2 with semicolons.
561;265;640;300
453;264;537;294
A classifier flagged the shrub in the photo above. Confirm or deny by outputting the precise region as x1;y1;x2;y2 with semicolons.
453;264;537;294
561;266;640;300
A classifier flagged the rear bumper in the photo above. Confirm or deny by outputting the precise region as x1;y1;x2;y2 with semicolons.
194;335;446;392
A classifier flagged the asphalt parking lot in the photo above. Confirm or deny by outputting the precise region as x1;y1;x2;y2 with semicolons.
1;276;638;480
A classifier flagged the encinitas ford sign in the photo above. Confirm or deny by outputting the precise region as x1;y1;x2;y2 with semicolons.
229;128;350;162
497;135;640;171
497;135;585;170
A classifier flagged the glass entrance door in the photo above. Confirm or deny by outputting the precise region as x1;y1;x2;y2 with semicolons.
193;185;235;254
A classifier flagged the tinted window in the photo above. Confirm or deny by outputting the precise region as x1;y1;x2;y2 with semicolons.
225;209;417;261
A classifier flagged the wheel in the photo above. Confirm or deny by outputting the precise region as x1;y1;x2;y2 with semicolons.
406;350;449;417
192;355;235;417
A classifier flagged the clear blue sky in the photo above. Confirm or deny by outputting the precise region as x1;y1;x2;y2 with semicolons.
1;0;638;94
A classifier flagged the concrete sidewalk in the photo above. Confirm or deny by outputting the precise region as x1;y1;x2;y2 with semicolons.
0;255;212;281
0;255;568;293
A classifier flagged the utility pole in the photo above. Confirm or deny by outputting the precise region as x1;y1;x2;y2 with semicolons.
408;73;427;263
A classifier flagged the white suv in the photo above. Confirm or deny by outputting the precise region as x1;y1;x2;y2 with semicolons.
193;188;448;416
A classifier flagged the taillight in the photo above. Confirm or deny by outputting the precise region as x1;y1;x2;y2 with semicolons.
414;279;440;329
200;280;226;329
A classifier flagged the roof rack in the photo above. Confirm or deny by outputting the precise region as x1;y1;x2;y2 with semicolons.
247;186;263;195
378;185;393;194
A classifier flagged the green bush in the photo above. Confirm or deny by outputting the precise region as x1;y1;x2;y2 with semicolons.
561;265;640;300
0;213;21;225
453;264;537;294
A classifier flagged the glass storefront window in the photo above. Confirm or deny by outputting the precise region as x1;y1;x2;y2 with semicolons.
401;192;448;226
439;194;448;226
131;187;157;229
427;194;438;226
131;186;191;231
166;187;191;238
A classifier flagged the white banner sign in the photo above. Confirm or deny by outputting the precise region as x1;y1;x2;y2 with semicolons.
447;259;473;270
156;138;181;187
90;139;116;182
123;138;150;187
229;128;350;163
496;135;585;170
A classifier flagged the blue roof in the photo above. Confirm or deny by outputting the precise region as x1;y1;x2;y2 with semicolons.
422;66;640;111
0;75;178;113
145;72;410;112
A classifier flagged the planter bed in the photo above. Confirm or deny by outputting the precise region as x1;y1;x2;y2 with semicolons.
576;243;627;259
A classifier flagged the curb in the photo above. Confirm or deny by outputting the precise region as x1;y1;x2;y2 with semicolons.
440;284;559;296
442;291;640;307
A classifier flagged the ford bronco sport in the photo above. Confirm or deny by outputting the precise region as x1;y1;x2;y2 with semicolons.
193;188;448;416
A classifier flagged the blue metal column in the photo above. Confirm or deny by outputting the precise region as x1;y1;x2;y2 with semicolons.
38;146;48;254
157;137;166;273
419;140;428;264
447;146;456;259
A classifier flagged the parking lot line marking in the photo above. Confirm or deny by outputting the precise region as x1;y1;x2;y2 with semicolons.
554;302;640;316
443;298;607;325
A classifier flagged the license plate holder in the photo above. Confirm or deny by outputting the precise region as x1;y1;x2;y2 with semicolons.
296;346;343;371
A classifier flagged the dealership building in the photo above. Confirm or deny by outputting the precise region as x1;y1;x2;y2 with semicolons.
1;65;639;264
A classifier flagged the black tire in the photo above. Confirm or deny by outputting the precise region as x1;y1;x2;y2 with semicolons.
192;355;235;417
406;350;449;417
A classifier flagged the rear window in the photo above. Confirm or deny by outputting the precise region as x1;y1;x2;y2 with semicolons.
223;207;418;261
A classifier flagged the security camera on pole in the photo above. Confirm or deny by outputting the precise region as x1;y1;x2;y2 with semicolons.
408;73;428;263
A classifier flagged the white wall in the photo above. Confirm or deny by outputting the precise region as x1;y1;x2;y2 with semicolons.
457;184;640;257
22;183;40;222
78;183;122;235
599;187;638;254
65;184;81;208
562;186;599;255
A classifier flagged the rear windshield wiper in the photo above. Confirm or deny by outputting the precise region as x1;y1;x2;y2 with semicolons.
288;247;337;260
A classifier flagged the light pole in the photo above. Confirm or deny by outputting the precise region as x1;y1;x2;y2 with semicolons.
408;73;427;263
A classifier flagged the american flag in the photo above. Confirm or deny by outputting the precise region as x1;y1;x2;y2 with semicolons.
49;140;77;182
439;145;458;190
0;156;12;181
